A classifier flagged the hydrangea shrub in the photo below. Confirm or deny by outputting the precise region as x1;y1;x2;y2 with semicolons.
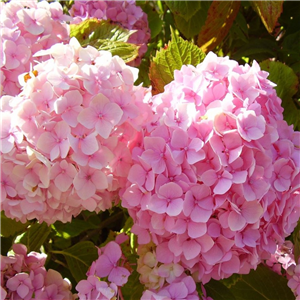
1;1;300;300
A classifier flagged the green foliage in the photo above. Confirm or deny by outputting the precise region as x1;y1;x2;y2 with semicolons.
172;2;210;40
206;265;294;300
260;60;300;129
70;19;139;63
18;222;51;252
149;28;206;94
293;220;300;262
121;270;144;300
165;1;202;22
197;1;241;53
51;241;98;282
251;1;283;33
1;211;29;238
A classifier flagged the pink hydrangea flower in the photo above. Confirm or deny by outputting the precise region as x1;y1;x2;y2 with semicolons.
120;51;300;286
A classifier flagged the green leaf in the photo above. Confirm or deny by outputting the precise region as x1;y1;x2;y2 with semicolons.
149;28;206;94
293;219;300;262
53;219;98;238
52;241;98;282
205;279;237;300
251;1;283;34
69;19;139;63
229;265;294;300
1;236;14;255
92;40;140;63
232;38;278;61
121;270;144;300
165;1;202;21
140;2;163;39
173;2;211;40
197;1;241;52
260;60;300;129
1;211;29;237
70;19;135;46
282;30;300;64
221;273;242;289
19;222;51;252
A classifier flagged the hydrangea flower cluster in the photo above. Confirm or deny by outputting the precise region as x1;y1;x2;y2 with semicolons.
76;235;131;300
0;0;71;96
69;0;151;66
120;52;300;284
1;243;73;300
0;37;151;224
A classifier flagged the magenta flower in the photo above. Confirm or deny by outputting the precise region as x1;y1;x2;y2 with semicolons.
237;110;266;141
95;241;130;286
170;128;205;164
149;182;183;216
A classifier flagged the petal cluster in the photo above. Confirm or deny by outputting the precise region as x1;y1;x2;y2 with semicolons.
0;0;71;96
1;244;73;300
120;52;300;284
1;38;151;224
76;236;131;300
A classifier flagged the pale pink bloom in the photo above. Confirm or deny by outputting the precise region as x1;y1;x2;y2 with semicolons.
69;124;99;155
16;7;49;35
0;111;23;153
71;144;114;169
273;158;295;192
37;121;70;160
1;162;17;200
237;110;266;141
209;132;243;166
3;40;31;70
140;137;169;174
15;100;38;139
50;160;77;192
229;72;260;102
227;200;264;231
128;160;155;191
54;90;83;127
110;143;132;177
183;185;213;223
31;82;56;112
78;93;123;139
243;166;270;201
73;166;108;200
213;112;237;135
201;169;233;195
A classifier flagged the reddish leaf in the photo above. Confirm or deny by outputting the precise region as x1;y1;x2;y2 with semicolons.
197;1;240;53
251;1;283;34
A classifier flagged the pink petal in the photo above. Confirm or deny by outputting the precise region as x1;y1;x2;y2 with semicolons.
188;222;207;238
108;267;130;286
182;240;201;260
228;211;246;231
